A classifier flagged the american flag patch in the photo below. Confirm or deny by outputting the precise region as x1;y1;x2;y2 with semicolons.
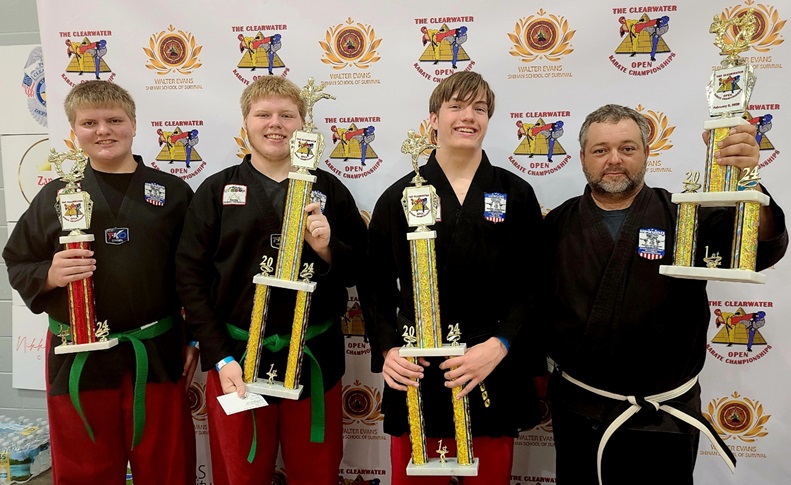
144;182;166;206
638;228;665;260
484;192;507;223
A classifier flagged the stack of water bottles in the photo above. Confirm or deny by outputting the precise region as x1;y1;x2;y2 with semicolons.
0;416;51;484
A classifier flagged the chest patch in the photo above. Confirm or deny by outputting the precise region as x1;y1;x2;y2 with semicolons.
144;182;165;206
105;227;129;245
310;189;327;213
223;184;247;205
484;192;506;223
638;228;666;260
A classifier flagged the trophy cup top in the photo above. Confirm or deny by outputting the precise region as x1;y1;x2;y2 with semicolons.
299;77;336;134
288;78;336;174
707;9;758;118
50;148;94;236
50;148;89;194
709;9;757;68
401;130;439;187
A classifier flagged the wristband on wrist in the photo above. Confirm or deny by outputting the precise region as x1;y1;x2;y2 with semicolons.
495;336;510;352
187;340;199;348
215;356;234;371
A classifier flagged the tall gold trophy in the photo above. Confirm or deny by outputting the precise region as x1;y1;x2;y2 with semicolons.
50;149;118;354
242;78;335;398
660;9;769;284
398;130;479;476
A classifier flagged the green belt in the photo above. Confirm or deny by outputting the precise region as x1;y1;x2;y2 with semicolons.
49;316;175;449
227;319;332;447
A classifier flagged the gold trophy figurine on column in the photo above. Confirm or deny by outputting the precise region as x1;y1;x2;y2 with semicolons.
242;78;335;398
660;8;770;284
398;130;479;476
51;149;118;354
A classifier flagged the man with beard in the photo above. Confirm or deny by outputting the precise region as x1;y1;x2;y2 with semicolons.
542;104;787;484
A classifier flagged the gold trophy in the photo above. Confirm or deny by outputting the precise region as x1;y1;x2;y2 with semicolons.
660;9;769;284
242;78;335;398
51;149;118;354
398;130;479;476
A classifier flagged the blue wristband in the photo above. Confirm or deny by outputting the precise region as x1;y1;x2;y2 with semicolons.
187;340;199;348
215;356;235;371
495;336;510;352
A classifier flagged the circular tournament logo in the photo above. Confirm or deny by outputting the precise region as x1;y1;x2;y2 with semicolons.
336;27;365;60
145;24;203;75
524;19;558;53
342;380;383;426
718;400;752;434
344;388;373;421
159;34;188;66
321;19;381;69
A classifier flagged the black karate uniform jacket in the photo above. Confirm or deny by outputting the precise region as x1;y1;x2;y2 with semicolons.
543;184;787;428
3;156;194;395
366;151;545;438
176;156;367;398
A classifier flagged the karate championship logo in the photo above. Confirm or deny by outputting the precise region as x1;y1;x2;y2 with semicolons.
609;6;677;76
232;22;291;85
703;392;770;459
59;28;115;85
707;303;773;364
143;25;204;91
342;380;384;432
342;295;365;338
636;105;675;174
507;9;575;81
507;112;570;177
22;46;46;127
413;15;476;82
320;18;381;69
743;107;780;169
323;110;382;178
150;121;207;181
715;2;785;69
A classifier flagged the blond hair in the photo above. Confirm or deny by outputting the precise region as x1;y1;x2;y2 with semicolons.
240;76;306;119
63;81;136;125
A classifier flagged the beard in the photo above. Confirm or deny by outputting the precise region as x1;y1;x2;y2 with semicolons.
583;163;646;198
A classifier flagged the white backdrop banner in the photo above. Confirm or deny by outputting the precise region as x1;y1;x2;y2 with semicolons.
26;1;791;483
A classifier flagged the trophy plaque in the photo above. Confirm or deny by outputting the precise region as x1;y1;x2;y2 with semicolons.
660;9;769;284
51;149;118;354
242;78;335;399
398;130;479;476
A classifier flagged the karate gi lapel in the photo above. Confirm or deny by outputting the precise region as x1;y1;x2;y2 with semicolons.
582;185;654;340
240;157;285;244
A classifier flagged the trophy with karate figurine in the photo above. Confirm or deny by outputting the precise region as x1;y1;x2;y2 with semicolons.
51;149;118;354
398;130;479;476
242;78;335;398
659;8;770;284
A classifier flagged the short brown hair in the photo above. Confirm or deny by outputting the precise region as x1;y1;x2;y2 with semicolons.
63;81;136;125
240;76;306;120
428;71;495;118
579;104;650;152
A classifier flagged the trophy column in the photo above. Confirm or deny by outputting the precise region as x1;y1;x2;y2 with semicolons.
660;9;769;284
398;131;478;476
242;79;334;398
50;149;118;354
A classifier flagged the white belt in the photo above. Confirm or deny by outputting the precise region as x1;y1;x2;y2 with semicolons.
561;372;735;485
